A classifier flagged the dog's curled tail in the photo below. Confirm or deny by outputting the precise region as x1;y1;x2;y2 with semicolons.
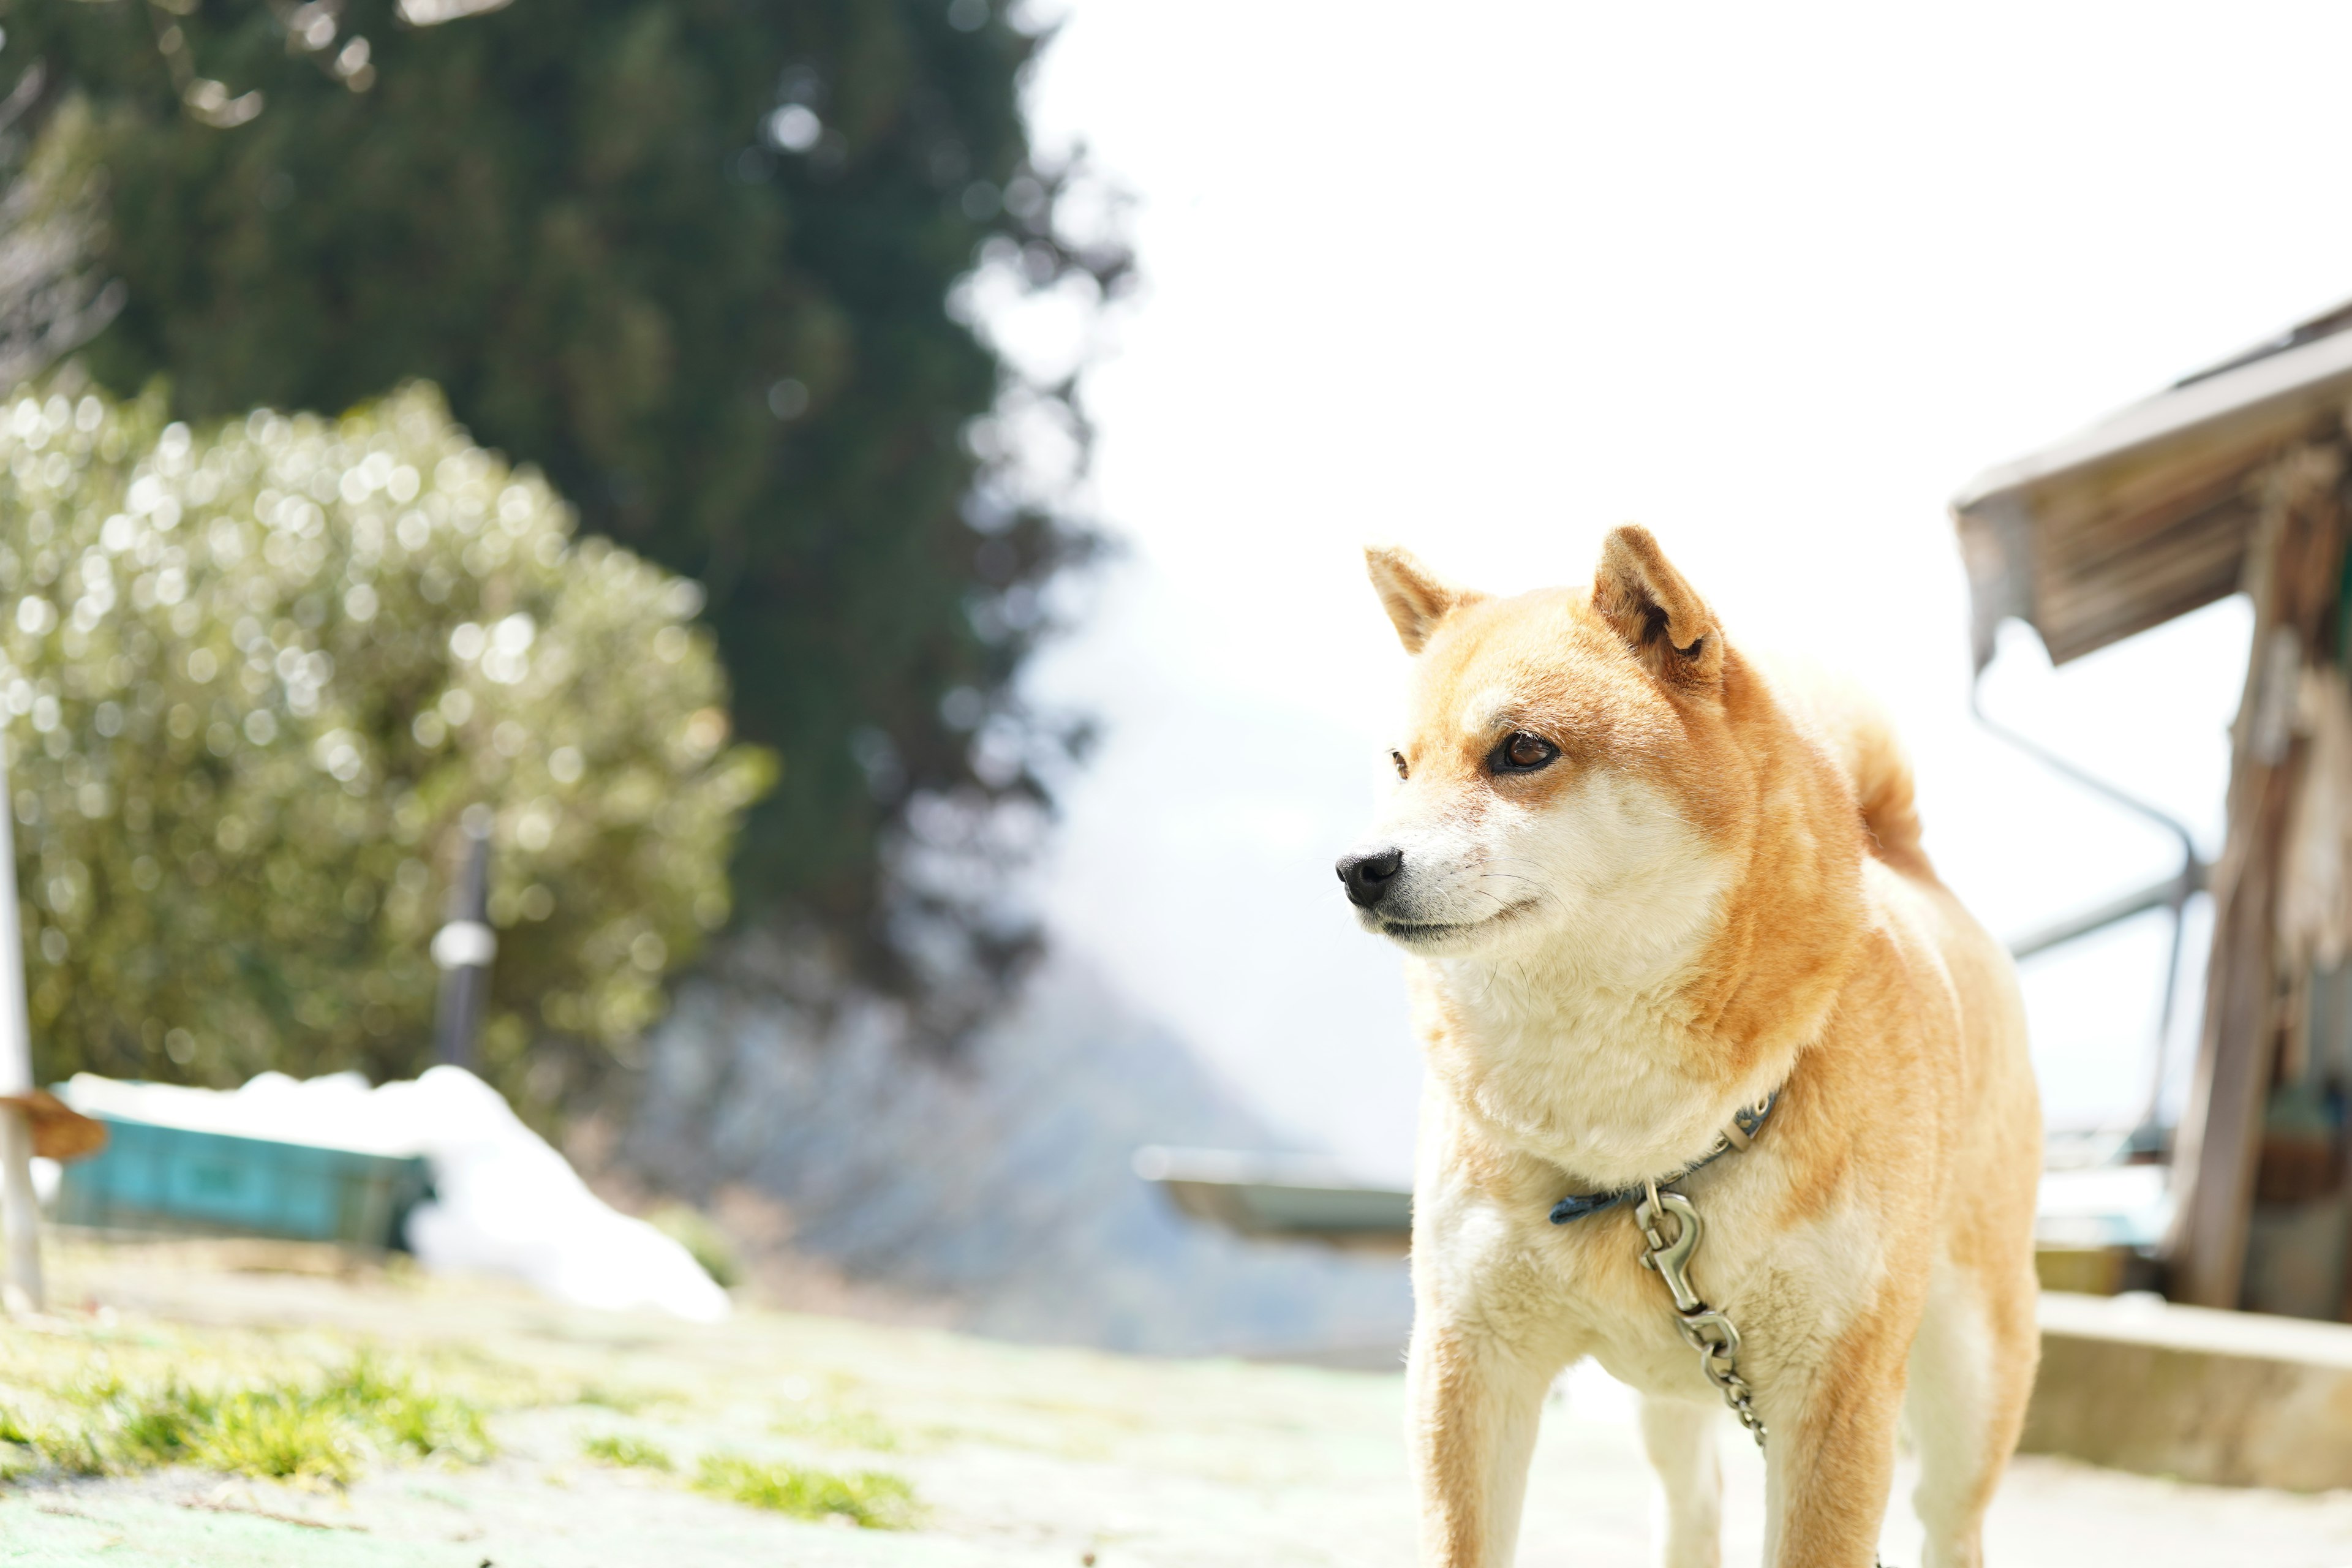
1756;654;1932;878
1841;706;1929;876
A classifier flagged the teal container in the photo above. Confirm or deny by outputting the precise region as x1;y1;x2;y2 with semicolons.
55;1117;431;1250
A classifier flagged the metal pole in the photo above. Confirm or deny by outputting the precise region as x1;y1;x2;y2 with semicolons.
1970;674;2209;1158
0;732;42;1311
430;807;496;1071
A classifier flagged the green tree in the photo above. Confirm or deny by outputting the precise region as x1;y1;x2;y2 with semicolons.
4;1;1128;1020
0;62;121;391
0;379;770;1113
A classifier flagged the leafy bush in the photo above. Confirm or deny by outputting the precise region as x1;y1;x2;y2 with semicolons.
0;380;770;1109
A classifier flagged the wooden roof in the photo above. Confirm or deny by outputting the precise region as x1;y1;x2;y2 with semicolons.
1953;300;2352;669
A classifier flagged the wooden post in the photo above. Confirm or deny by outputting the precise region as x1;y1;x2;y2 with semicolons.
0;730;41;1312
430;807;496;1071
2166;444;2348;1308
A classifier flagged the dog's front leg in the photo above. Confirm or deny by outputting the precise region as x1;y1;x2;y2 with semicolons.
1759;1302;1913;1568
1638;1393;1723;1568
1405;1311;1557;1568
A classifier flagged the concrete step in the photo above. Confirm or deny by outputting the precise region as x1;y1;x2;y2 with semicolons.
2026;1290;2352;1490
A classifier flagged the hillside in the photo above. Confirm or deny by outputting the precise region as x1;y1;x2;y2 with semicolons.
619;939;1415;1359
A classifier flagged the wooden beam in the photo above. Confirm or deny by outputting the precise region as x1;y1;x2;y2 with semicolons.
2166;444;2348;1308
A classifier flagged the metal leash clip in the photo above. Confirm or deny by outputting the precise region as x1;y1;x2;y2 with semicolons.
1635;1179;1887;1565
1636;1179;1766;1448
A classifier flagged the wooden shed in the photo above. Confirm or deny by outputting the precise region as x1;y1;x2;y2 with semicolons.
1955;298;2352;1317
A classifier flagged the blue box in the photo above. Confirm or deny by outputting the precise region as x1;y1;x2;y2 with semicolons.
55;1116;431;1250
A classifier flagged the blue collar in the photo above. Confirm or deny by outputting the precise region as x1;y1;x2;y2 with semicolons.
1548;1090;1779;1226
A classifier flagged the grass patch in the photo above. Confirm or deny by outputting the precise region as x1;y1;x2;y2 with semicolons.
0;1338;492;1486
771;1403;900;1451
573;1382;683;1414
771;1371;900;1451
693;1453;916;1528
581;1432;674;1471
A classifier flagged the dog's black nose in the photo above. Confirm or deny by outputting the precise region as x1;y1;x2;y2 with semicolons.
1336;848;1404;909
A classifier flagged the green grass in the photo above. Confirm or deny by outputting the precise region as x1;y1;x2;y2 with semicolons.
692;1453;916;1528
771;1403;901;1451
581;1432;674;1471
0;1343;492;1486
573;1382;683;1414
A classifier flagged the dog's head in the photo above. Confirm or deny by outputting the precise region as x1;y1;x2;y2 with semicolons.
1338;526;1749;976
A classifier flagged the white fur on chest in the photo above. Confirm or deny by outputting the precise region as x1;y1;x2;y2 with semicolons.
1419;965;1732;1186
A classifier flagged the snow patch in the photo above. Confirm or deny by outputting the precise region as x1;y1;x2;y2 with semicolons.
59;1066;728;1322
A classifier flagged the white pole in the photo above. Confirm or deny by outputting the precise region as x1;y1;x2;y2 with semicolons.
0;731;42;1312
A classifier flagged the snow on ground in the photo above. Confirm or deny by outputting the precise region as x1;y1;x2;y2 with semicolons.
56;1067;727;1322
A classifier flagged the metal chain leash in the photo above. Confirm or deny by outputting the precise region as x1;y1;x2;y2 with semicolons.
1635;1181;1768;1449
1634;1178;1888;1567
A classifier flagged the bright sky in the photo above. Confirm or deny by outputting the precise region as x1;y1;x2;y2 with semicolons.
995;2;2352;1180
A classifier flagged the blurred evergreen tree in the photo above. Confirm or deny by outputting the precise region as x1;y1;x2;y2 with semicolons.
2;1;1128;1027
0;64;121;389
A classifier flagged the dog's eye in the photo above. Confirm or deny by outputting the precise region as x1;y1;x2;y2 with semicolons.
1390;750;1409;780
1491;731;1559;774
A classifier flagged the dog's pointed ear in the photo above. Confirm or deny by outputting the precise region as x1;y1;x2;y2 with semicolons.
1365;546;1477;654
1591;525;1725;687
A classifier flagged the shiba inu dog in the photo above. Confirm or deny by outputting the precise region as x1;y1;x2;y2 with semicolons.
1340;527;2040;1568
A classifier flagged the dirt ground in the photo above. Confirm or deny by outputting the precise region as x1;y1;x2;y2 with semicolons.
6;1242;2352;1567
